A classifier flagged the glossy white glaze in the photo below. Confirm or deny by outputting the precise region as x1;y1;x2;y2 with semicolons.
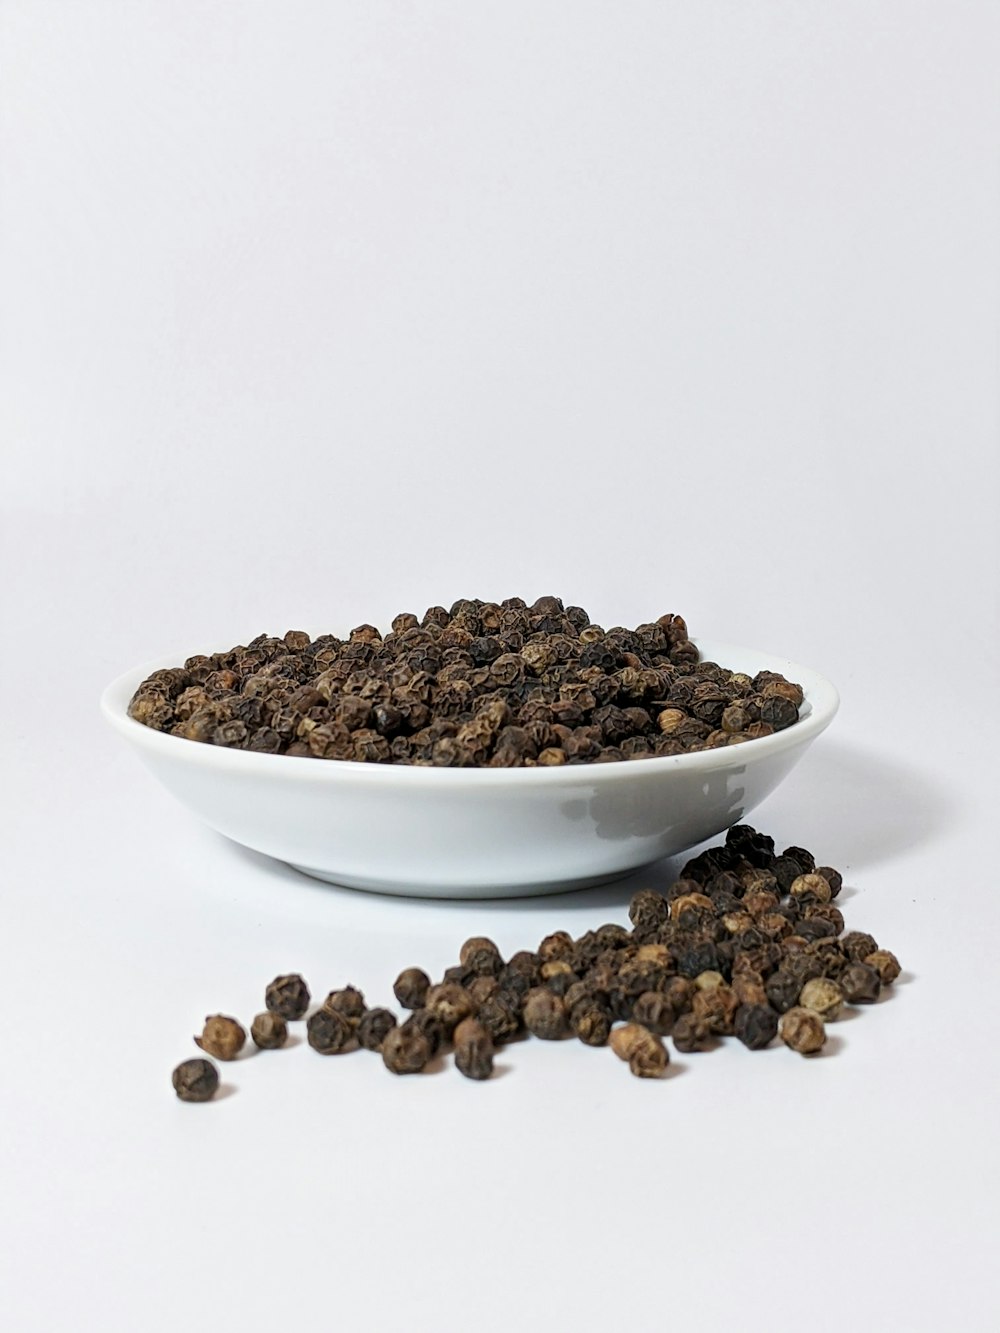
101;639;838;897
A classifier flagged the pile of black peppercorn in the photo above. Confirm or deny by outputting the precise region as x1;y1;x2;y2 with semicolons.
171;825;901;1098
130;598;804;766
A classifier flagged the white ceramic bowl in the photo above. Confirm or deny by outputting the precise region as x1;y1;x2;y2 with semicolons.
101;639;838;898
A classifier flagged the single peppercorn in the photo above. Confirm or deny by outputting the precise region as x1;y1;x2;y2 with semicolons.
357;1007;398;1052
250;1012;288;1050
570;999;613;1046
477;991;522;1044
458;937;504;978
839;962;882;1004
798;977;844;1022
631;991;676;1036
842;931;879;963
734;1003;778;1050
789;873;833;905
779;1007;827;1055
865;949;901;985
307;1007;354;1054
523;987;567;1039
382;1024;431;1075
323;986;366;1021
629;889;669;932
172;1057;220;1102
672;1014;713;1053
393;967;430;1011
453;1018;495;1081
195;1015;246;1061
265;974;310;1021
425;982;475;1034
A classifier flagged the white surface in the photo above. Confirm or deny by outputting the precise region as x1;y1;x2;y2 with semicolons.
2;3;999;1330
101;639;838;894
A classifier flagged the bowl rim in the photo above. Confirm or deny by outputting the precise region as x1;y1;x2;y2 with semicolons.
100;637;839;788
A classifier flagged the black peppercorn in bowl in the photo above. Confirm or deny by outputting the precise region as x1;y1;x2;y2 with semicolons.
101;639;838;899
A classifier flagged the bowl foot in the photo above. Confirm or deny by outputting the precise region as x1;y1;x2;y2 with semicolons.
285;862;641;900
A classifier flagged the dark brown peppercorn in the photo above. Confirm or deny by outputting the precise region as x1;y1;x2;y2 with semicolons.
523;988;566;1039
842;932;879;963
477;991;522;1044
195;1015;246;1061
570;999;613;1046
672;1014;713;1053
172;1057;219;1102
425;982;474;1034
307;1007;354;1054
734;1004;778;1050
250;1012;288;1050
323;986;366;1021
265;974;310;1021
453;1018;495;1081
357;1008;397;1052
382;1024;432;1074
839;962;882;1004
131;607;803;764
629;889;669;932
393;967;430;1011
459;936;504;977
631;991;676;1035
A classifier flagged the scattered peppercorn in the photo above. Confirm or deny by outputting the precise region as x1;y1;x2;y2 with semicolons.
393;967;430;1011
454;1019;495;1081
194;1015;246;1061
609;1024;669;1077
357;1008;397;1052
382;1024;432;1074
265;974;310;1021
779;1007;827;1055
306;1008;354;1054
172;1057;219;1102
798;977;844;1022
250;1012;288;1050
169;825;904;1095
733;1004;778;1050
523;988;567;1039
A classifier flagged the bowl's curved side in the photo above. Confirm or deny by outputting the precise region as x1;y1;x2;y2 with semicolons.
100;638;838;896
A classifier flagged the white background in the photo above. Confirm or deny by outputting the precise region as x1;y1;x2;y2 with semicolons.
2;3;999;1330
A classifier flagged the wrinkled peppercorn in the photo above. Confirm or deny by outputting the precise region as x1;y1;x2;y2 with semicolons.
357;1008;397;1052
393;968;430;1011
250;1012;288;1050
172;1057;219;1102
523;988;566;1039
609;1024;669;1078
307;1008;354;1054
265;974;310;1021
839;962;882;1004
130;604;804;764
382;1025;432;1074
454;1018;495;1081
779;1007;827;1055
733;1003;778;1050
195;1015;246;1061
798;977;844;1022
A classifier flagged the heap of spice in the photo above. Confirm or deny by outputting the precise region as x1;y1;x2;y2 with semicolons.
130;598;804;766
172;825;902;1099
